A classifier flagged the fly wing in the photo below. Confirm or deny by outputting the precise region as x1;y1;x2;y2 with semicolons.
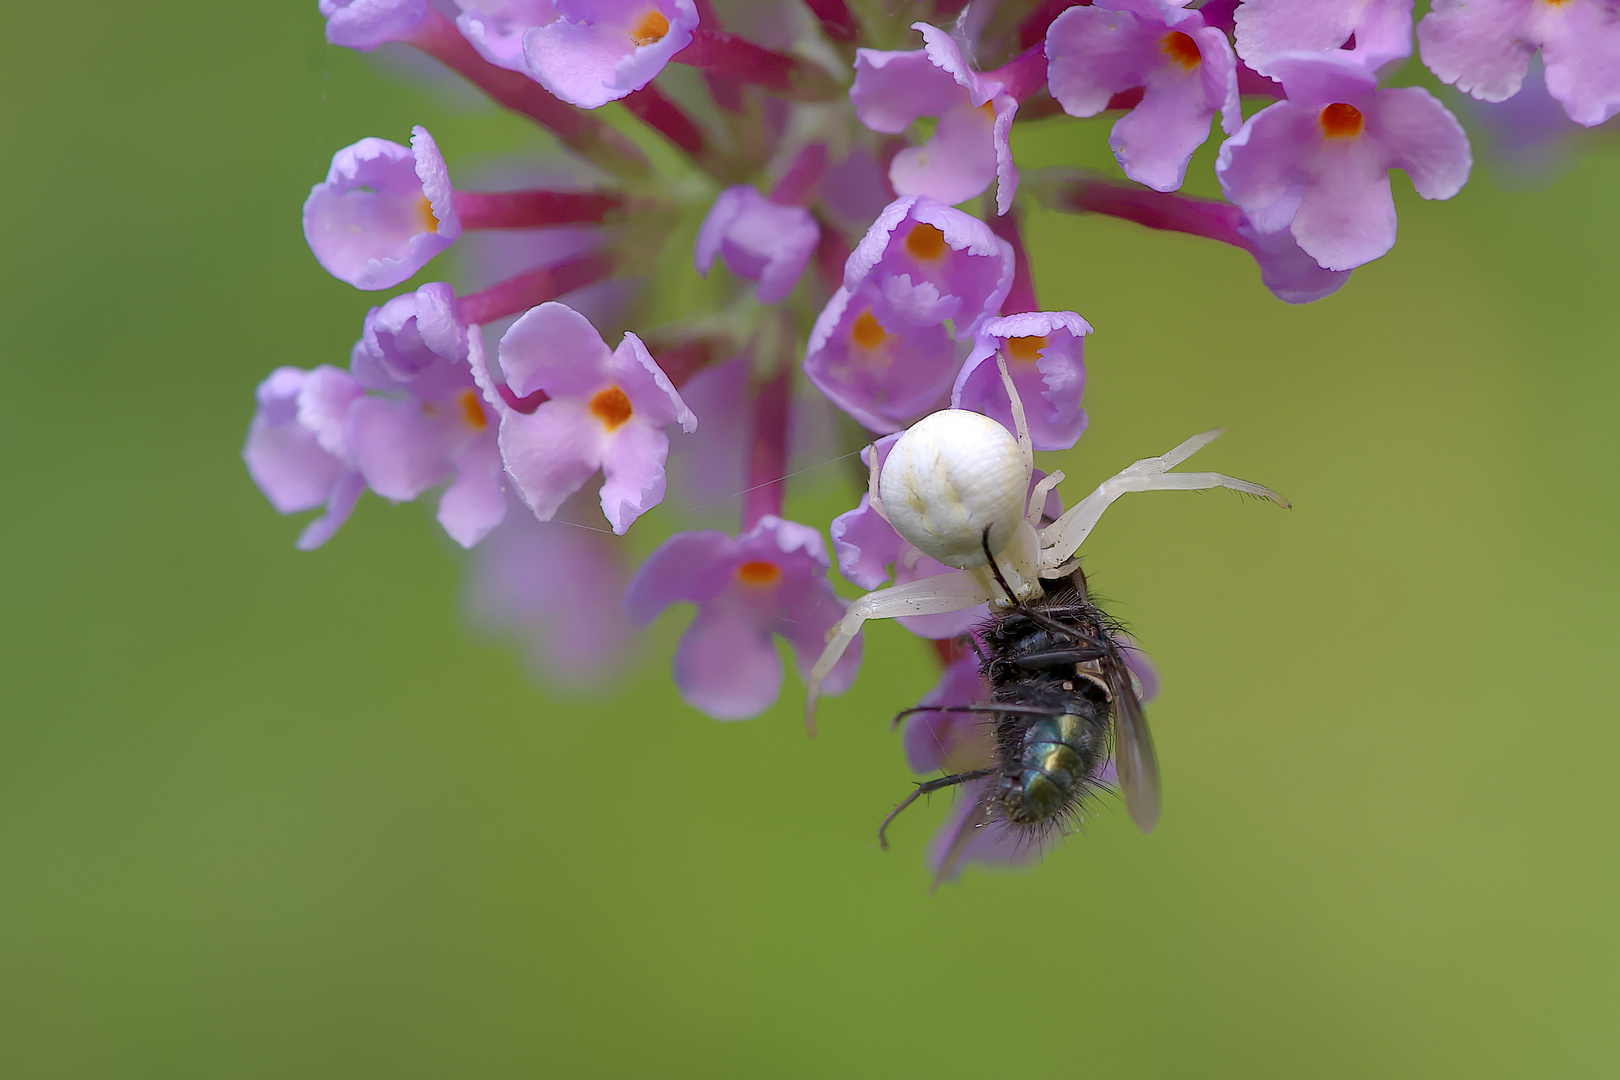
1105;638;1161;834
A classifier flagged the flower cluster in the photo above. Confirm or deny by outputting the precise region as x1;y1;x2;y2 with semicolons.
248;0;1598;878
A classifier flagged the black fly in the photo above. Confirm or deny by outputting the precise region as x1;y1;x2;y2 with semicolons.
879;532;1160;885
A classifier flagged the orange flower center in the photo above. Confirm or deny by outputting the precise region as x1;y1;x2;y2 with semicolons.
851;310;888;349
417;194;440;234
735;560;782;586
630;9;670;47
590;386;634;430
904;223;949;261
1005;335;1046;363
1319;102;1364;138
1161;31;1201;70
459;389;486;430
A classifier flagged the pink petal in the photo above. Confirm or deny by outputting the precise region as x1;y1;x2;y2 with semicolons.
1541;0;1620;126
1290;137;1398;271
673;605;784;720
497;399;606;522
498;302;613;399
622;529;738;623
597;420;670;534
1418;0;1537;104
605;332;697;432
437;436;508;548
1371;85;1473;200
1215;102;1314;235
348;396;454;501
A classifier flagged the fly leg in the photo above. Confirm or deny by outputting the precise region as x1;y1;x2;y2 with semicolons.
889;702;1070;731
1009;648;1109;670
878;769;993;851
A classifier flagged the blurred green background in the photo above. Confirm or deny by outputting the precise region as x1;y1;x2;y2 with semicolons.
4;5;1618;1078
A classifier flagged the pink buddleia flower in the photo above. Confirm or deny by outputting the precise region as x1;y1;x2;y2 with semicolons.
1046;0;1242;193
1215;51;1472;271
320;0;429;50
843;196;1015;341
303;126;462;291
952;311;1092;452
243;365;366;551
348;364;508;550
1234;0;1414;79
522;0;699;108
694;185;820;304
851;22;1026;213
1418;0;1620;127
802;280;960;433
831;437;1064;639
898;658;1055;878
903;655;993;774
466;303;696;535
359;281;467;385
248;284;508;551
623;516;862;720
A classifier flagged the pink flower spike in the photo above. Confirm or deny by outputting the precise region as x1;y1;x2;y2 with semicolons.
521;0;699;109
1047;0;1241;193
803;0;858;43
401;8;651;177
303;126;462;291
472;304;696;534
674;27;842;101
1235;0;1415;79
451;187;622;230
624;516;862;720
1216;51;1471;271
1419;0;1620;127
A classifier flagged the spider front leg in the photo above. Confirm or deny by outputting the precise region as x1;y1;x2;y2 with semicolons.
1027;469;1064;527
865;439;889;525
1038;430;1290;571
994;352;1033;473
804;570;993;730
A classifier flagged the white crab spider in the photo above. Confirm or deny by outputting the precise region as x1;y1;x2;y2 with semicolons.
804;354;1289;723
